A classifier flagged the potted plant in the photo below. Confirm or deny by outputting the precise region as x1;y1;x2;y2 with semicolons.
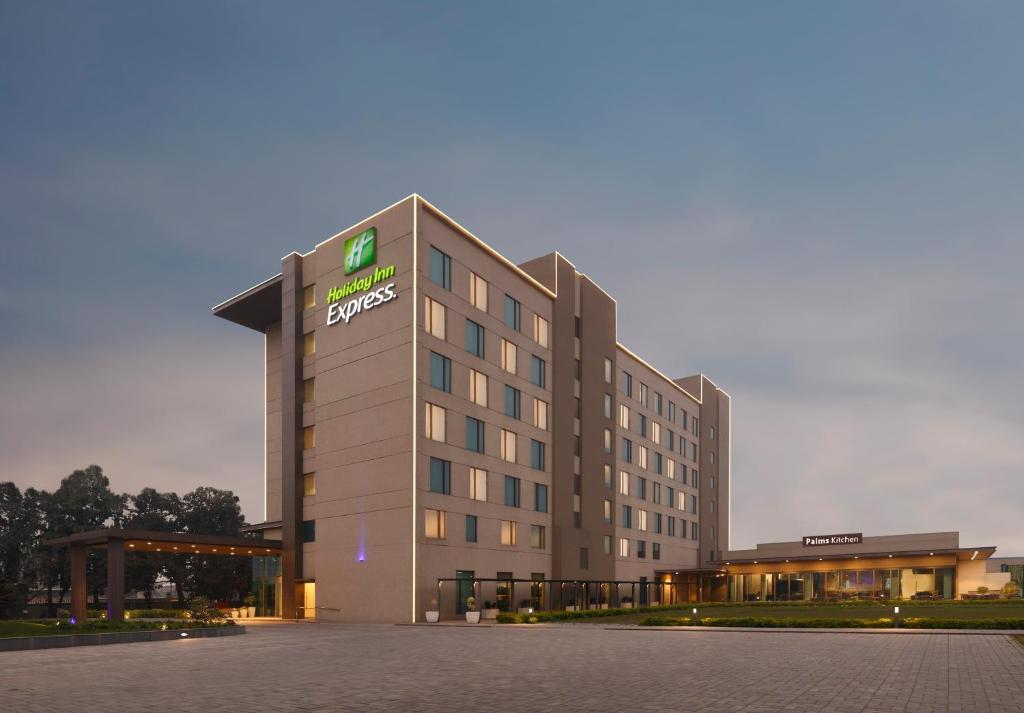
464;596;480;623
517;599;534;614
482;600;500;619
230;608;241;619
425;598;440;623
1003;581;1021;598
244;594;257;618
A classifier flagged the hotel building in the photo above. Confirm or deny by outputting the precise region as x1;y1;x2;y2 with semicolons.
214;195;731;621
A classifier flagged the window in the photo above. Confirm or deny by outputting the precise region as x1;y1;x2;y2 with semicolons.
604;358;612;383
500;429;517;463
679;464;687;485
603;393;612;419
619;538;630;557
303;426;316;449
500;520;517;545
603;464;612;488
535;483;549;512
638;509;648;532
652;542;661;560
622;505;633;528
654;512;663;534
681;409;688;429
668;402;676;422
690;494;698;514
303;332;315;356
666;458;675;479
691;521;699;539
637;414;647;437
691;442;698;461
429;457;451;494
667;429;675;451
424;509;447;539
709;451;716;464
654;452;663;475
470;272;488;311
637;477;647;501
655;392;663;415
603;428;612;453
500;339;517;374
429;352;451;392
622;371;633;397
465;319;485;358
578;546;588;568
677;491;686;511
640;383;649;406
469;369;488;407
504;475;521;507
530;439;545;470
470;468;487;501
710;475;716;489
603;499;612;522
667;486;674;509
652;422;661;445
693;417;700;436
533;314;549;348
619;471;629;496
680;518;688;538
303;378;315;403
603;535;612;555
425;403;446;442
465;416;484;453
637;540;646;559
533;398;548;430
424;296;446;339
692;470;700;488
531;525;546;549
531;356;546;388
710;426;716;440
637;445;648;470
303;472;315;496
303;285;315;309
301;520;316;543
429;246;451;289
504;385;521;419
622;438;633;463
465;514;477;543
667;516;675;537
504;294;521;330
652;482;661;504
619;404;630;429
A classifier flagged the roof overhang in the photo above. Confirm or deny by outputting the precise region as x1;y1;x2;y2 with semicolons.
721;546;997;567
212;273;282;332
45;528;282;556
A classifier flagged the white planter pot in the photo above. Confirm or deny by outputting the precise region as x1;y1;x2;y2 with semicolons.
425;611;440;623
465;611;481;624
231;610;240;619
247;607;256;618
237;608;247;618
482;609;499;620
599;603;609;610
621;603;633;609
565;605;576;612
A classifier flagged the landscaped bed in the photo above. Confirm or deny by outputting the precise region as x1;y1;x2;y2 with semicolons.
0;618;236;639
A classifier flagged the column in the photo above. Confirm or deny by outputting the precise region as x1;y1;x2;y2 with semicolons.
106;538;125;621
70;546;87;622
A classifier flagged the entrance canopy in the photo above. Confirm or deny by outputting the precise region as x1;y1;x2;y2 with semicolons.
46;528;282;623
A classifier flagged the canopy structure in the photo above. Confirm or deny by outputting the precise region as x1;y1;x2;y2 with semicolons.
45;528;282;622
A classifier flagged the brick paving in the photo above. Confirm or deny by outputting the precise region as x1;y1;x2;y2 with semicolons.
2;622;1023;712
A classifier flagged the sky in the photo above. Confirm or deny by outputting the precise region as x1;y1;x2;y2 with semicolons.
1;2;1022;553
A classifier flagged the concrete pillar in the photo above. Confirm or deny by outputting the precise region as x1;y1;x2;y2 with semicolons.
106;538;125;621
70;546;87;622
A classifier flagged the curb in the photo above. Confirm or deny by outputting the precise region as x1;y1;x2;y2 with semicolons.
604;625;1024;635
0;625;245;652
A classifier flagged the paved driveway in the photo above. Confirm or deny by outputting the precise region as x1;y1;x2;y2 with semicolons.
2;622;1023;713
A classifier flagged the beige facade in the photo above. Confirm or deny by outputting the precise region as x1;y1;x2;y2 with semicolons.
215;195;731;621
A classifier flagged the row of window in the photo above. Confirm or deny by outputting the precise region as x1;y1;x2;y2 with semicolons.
620;369;701;437
425;404;547;469
619;506;699;540
617;403;699;459
428;457;548;511
426;296;547;387
617;471;699;511
429;351;549;428
424;509;546;548
429;246;550;348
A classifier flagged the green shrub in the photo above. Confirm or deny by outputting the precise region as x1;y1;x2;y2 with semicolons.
638;615;1024;629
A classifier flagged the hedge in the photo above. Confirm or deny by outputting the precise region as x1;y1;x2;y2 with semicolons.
638;615;1024;629
86;608;188;620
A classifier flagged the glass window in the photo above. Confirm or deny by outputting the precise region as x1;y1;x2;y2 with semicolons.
603;499;612;522
470;468;487;501
425;403;446;442
303;332;315;357
465;416;484;453
640;383;649;406
531;355;546;388
465;319;485;358
654;512;663;534
652;422;661;445
603;428;612;453
691;521;698;539
655;392;662;415
504;475;521;507
619;404;630;429
465;514;477;543
531;525;546;549
303;426;315;449
429;351;451;392
303;378;315;403
603;393;612;419
501;339;517;374
603;464;612;488
424;296;446;339
619;538;629;557
470;272;488;311
303;472;315;496
504;294;521;330
500;520;517;546
638;509;648;531
429;457;451;494
690;494;697;514
535;483;549;512
637;477;647;500
603;535;612;555
637;414;647;437
637;445;648;469
622;505;632;528
668;401;675;422
505;385;521;419
579;546;588;568
619;471;629;496
530;439;545;470
637;540;646;559
533;315;549;348
469;369;488;407
429;246;451;289
667;516;675;537
303;285;315;309
533;398;548;430
622;371;632;397
652;542;661;560
301;520;315;543
622;438;632;463
500;429;517;463
424;509;447;539
604;358;612;383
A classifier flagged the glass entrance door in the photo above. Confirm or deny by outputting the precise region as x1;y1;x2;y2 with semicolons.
455;570;474;615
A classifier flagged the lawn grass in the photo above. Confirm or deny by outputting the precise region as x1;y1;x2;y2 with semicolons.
564;602;1024;626
0;618;235;639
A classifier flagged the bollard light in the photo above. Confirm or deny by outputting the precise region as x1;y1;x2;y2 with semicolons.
894;606;900;615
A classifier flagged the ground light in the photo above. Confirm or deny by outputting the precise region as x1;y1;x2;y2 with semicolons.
691;607;698;625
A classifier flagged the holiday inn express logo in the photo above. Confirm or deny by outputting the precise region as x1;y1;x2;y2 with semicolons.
344;227;377;274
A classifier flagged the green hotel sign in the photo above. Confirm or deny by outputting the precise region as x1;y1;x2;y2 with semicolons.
327;227;399;326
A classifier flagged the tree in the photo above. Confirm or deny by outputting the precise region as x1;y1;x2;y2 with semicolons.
0;483;47;615
179;487;249;604
123;488;181;607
